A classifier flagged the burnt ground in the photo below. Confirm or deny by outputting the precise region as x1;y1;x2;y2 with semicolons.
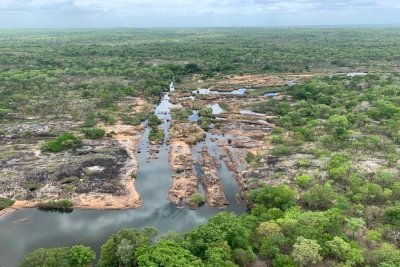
0;139;138;202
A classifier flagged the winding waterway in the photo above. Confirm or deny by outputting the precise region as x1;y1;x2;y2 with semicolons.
0;85;247;267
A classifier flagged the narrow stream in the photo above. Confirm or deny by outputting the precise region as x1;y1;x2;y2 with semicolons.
0;85;247;267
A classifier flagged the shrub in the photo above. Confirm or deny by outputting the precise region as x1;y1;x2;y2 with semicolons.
148;114;161;126
98;110;116;125
245;152;256;164
42;133;82;152
190;193;205;205
131;172;137;179
171;109;192;121
0;197;15;210
200;122;209;131
82;128;105;139
37;199;73;210
82;114;98;127
42;140;63;152
297;159;310;168
198;108;213;117
270;144;291;156
149;126;165;142
296;174;312;188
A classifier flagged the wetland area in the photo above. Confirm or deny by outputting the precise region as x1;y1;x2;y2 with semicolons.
0;82;278;266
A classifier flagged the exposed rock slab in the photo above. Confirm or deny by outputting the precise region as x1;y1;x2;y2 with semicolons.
0;137;142;216
199;146;227;209
167;141;198;204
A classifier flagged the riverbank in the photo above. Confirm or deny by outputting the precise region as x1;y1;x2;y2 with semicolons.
0;133;143;218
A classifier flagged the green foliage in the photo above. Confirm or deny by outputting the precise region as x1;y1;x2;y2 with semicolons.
148;126;165;142
147;114;161;126
185;212;251;259
291;236;323;267
190;193;205;205
272;253;297;267
170;109;192;121
136;241;204;267
244;152;256;164
185;63;202;73
42;133;82;152
68;245;96;267
98;111;117;125
37;200;73;210
326;237;364;266
20;245;95;267
99;227;158;267
327;154;351;181
247;184;296;210
198;108;213;117
200;122;210;131
301;183;337;210
270;144;291;156
20;247;70;267
218;102;232;112
0;197;15;210
384;206;400;226
82;128;105;139
82;114;98;127
296;174;311;188
11;28;400;267
346;218;365;239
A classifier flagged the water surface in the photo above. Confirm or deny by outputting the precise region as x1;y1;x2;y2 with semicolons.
0;89;247;267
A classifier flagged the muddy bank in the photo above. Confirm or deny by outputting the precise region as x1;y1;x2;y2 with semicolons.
167;141;198;206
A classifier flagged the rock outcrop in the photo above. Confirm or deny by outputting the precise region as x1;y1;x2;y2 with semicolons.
167;141;198;205
198;146;228;209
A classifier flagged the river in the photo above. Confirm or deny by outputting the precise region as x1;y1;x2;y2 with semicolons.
0;85;247;267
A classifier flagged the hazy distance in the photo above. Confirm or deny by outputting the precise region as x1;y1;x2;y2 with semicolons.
1;0;400;28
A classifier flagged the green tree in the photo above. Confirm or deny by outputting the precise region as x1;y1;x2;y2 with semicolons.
272;254;296;267
135;241;204;267
291;236;323;267
20;247;70;267
204;243;237;267
301;183;337;210
326;237;364;265
346;218;365;239
68;245;95;267
99;227;158;267
384;206;400;226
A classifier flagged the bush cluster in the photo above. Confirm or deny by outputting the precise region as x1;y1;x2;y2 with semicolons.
41;133;82;152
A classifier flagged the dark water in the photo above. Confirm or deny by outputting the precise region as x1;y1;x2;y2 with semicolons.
0;91;247;267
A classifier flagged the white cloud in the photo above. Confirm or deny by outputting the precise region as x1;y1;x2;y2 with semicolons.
1;0;400;27
1;0;399;16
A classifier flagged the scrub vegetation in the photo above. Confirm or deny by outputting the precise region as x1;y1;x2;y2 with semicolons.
3;27;400;266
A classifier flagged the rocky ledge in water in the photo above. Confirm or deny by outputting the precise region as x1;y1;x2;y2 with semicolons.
167;141;199;207
0;137;142;216
198;146;228;209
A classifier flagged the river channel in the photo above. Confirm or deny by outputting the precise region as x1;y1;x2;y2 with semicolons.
0;85;247;267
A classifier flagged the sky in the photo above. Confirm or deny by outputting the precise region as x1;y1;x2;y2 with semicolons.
1;0;400;28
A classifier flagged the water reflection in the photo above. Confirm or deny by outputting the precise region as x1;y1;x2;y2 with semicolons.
0;91;247;267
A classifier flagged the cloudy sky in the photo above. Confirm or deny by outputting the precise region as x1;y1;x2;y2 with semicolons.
1;0;400;28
